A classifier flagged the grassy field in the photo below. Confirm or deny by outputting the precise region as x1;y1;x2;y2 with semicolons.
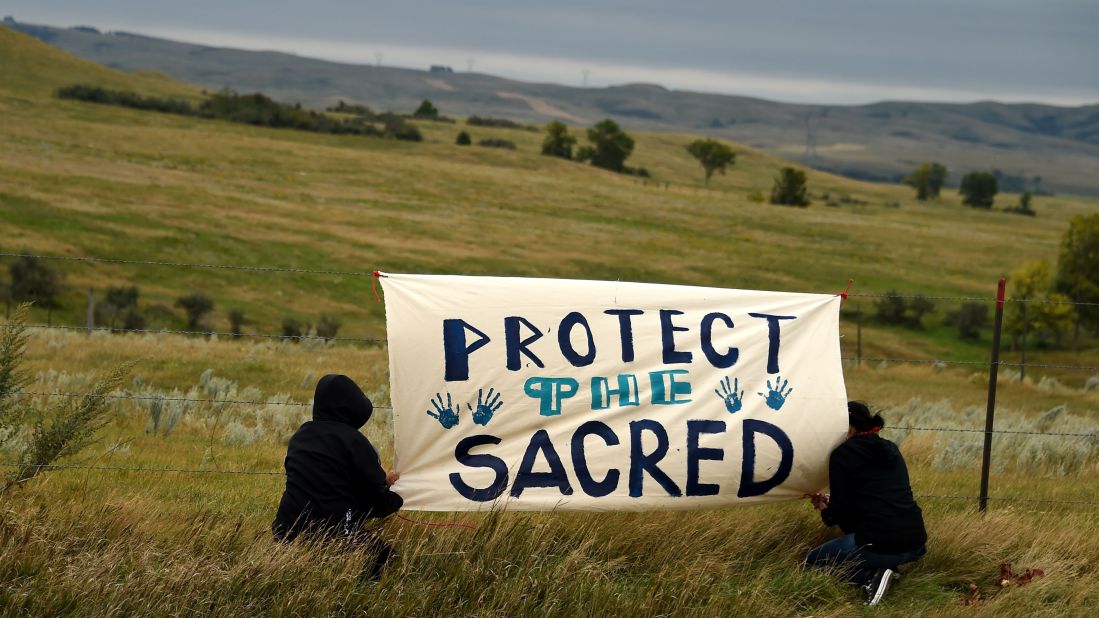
1;25;1098;616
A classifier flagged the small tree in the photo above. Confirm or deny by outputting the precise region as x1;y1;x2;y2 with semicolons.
1054;213;1099;335
281;317;306;341
952;302;989;341
909;295;936;327
102;285;144;331
959;171;998;208
686;139;736;185
1006;259;1076;348
541;121;576;159
175;292;214;329
1;304;133;493
905;162;947;200
580;119;635;172
455;130;471;146
770;167;809;207
316;314;342;341
228;308;247;336
874;291;908;325
8;255;62;309
413;100;439;119
1005;191;1036;217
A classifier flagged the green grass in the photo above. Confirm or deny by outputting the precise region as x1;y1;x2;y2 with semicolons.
1;26;1098;616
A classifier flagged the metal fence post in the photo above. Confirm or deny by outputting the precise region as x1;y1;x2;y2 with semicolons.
979;278;1006;513
87;288;95;334
1020;302;1027;382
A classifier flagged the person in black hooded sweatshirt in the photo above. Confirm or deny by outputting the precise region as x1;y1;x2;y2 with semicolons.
804;401;927;606
273;374;403;581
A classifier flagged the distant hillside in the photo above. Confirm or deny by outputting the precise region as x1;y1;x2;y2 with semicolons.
5;18;1099;197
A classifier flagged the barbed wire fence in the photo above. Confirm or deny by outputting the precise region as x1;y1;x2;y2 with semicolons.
1;252;1098;510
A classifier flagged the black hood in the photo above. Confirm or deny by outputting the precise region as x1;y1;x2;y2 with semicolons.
843;434;902;469
312;374;373;429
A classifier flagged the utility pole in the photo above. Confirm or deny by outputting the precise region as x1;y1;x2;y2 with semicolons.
374;51;384;67
581;69;590;88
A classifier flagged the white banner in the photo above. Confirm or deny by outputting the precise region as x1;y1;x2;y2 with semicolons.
381;273;847;511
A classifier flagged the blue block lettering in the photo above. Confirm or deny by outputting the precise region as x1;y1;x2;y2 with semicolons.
571;420;621;497
649;369;693;405
747;313;796;374
504;316;545;371
449;434;509;502
558;311;596;367
737;419;794;497
591;374;640;410
686;420;725;496
659;309;693;364
524;376;580;416
628;419;681;497
443;318;491;382
700;312;738;369
510;429;574;498
604;309;644;362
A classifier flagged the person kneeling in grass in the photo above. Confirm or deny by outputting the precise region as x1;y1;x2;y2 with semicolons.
804;401;927;606
273;374;403;582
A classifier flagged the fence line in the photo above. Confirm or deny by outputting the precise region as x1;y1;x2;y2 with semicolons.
844;356;1099;373
26;323;386;344
11;391;1094;438
17;390;393;411
0;252;376;278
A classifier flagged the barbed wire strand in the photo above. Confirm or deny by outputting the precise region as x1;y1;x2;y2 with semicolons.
26;323;386;344
845;292;1099;307
12;391;1094;438
16;390;392;411
886;426;1097;438
0;252;375;278
842;356;1099;372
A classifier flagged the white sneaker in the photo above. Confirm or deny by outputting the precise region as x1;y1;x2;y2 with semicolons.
864;568;898;606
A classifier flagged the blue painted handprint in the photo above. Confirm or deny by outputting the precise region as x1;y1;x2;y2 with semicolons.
758;376;794;411
426;392;459;429
467;387;503;426
713;376;745;414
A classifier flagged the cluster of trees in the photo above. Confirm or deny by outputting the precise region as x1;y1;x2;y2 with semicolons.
0;256;345;343
540;119;649;176
904;161;1036;215
58;86;422;141
1004;213;1099;349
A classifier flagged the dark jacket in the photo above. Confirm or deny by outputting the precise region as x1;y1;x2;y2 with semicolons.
820;434;927;554
273;375;403;541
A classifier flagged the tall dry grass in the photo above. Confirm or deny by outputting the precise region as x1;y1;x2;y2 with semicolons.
0;331;1097;615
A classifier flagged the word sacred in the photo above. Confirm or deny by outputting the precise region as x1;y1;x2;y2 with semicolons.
449;418;795;502
443;309;797;381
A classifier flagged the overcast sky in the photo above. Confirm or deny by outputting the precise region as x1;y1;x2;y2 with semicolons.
5;1;1097;105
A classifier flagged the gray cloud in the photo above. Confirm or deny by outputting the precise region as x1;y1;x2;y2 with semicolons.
5;0;1097;104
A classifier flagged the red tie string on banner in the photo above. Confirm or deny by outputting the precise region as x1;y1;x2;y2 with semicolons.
372;271;384;302
838;279;854;305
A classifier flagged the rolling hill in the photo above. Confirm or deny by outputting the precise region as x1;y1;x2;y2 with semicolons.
2;25;1099;617
0;22;1095;367
6;17;1099;197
